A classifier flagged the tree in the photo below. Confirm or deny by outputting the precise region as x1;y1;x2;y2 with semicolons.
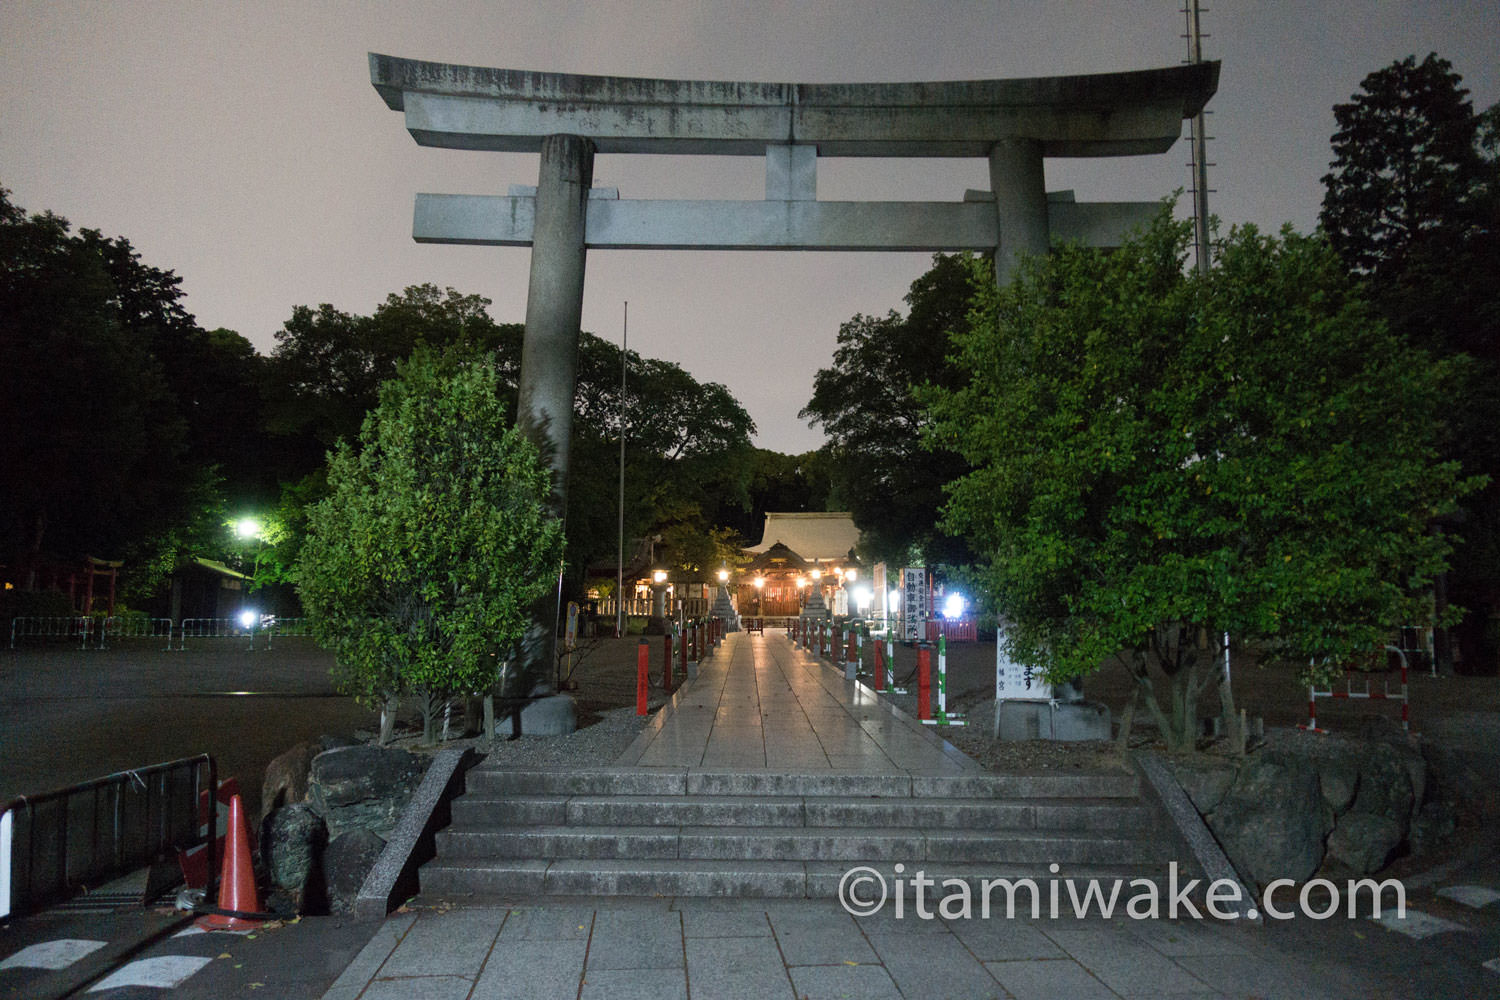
927;214;1474;751
0;188;213;596
296;350;564;742
1321;54;1500;671
566;332;755;586
265;287;756;605
802;253;977;567
264;285;519;455
715;448;834;543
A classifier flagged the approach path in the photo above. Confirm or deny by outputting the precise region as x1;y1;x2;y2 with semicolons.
615;629;978;773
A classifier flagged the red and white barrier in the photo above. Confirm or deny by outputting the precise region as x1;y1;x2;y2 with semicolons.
1300;645;1408;733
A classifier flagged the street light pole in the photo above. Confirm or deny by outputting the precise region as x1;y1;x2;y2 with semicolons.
616;301;628;638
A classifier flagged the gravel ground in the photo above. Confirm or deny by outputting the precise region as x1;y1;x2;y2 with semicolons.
377;704;651;768
346;631;1498;776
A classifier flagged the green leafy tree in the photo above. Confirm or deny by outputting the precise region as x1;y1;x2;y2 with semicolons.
1321;54;1500;672
802;253;977;567
0;188;217;597
264;285;519;454
716;448;835;543
928;214;1475;751
1320;53;1497;354
296;351;564;742
266;287;755;609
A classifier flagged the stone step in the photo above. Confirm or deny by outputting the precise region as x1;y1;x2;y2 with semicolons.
420;858;1181;902
435;825;1155;864
464;766;1139;800
449;794;1150;833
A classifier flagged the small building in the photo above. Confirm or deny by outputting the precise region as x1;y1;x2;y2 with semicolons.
739;513;862;618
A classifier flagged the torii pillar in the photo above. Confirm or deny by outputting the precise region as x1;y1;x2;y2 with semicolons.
989;138;1050;286
514;134;594;682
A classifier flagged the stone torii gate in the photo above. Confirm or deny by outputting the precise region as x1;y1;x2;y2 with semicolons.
369;53;1219;681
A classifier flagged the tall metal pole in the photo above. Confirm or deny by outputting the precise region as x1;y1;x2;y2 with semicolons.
1186;0;1212;275
616;301;628;638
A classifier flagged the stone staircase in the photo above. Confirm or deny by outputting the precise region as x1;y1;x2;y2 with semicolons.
420;765;1188;900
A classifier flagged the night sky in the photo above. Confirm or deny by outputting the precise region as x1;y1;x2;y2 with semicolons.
4;1;1496;453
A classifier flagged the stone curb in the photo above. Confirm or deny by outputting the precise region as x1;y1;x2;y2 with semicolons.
1132;749;1260;922
352;746;479;920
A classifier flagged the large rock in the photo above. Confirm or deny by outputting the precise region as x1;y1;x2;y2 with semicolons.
1168;755;1239;814
1206;751;1332;891
324;828;386;914
1410;799;1457;856
307;746;426;840
261;803;327;910
520;694;578;736
1349;741;1418;839
260;741;321;821
1325;813;1403;874
1310;750;1361;818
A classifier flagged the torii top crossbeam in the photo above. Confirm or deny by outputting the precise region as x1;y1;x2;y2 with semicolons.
370;54;1217;158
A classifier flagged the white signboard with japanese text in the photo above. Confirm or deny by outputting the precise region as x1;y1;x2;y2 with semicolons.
900;567;929;641
995;620;1053;701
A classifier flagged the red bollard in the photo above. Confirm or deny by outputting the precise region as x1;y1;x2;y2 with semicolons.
663;632;673;689
637;639;649;715
917;644;932;720
874;638;886;691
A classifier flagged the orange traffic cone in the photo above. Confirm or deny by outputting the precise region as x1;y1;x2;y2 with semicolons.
196;794;263;930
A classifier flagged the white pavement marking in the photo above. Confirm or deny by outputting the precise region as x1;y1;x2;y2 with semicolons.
1371;909;1470;939
1436;885;1500;909
0;938;108;971
173;924;253;938
87;955;212;991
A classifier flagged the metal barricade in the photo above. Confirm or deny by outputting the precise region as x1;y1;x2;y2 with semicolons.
8;616;91;649
1;754;216;918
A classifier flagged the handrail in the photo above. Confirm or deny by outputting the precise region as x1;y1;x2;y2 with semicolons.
1;754;216;918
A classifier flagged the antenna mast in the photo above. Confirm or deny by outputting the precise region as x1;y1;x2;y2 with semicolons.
1184;0;1213;274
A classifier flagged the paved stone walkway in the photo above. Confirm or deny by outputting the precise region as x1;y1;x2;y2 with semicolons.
317;630;1345;1000
616;630;978;773
320;897;1337;1000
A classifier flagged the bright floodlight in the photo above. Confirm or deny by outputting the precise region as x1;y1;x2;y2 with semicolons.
845;568;857;582
754;576;765;589
234;517;261;539
855;586;873;610
942;592;966;620
652;569;668;584
888;589;900;609
810;568;822;580
238;608;258;629
717;568;729;582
